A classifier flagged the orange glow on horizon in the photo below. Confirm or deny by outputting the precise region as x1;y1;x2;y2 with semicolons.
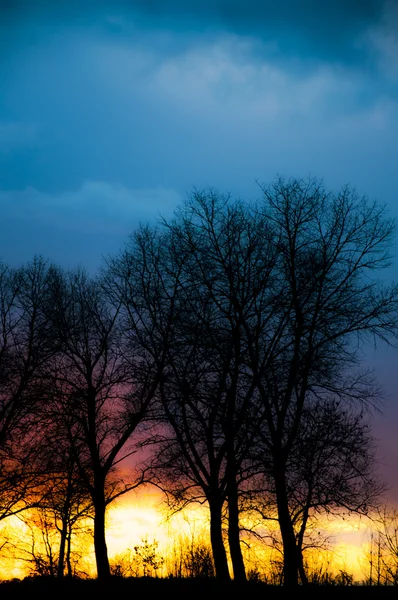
0;486;379;582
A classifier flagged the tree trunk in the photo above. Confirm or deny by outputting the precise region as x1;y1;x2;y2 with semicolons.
297;511;309;586
93;490;111;579
227;470;246;581
57;517;68;578
58;483;73;578
66;529;73;577
298;550;308;586
208;495;230;582
274;465;299;587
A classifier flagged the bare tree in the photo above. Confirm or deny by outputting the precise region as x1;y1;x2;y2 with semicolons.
107;176;397;587
109;194;278;582
43;266;167;579
107;220;231;580
244;176;398;587
10;502;93;580
251;398;384;584
0;256;57;523
33;422;95;579
295;402;383;584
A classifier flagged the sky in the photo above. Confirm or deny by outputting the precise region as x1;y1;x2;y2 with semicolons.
1;0;398;501
0;491;372;581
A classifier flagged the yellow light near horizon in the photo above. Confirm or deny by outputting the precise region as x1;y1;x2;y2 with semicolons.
106;486;212;571
0;486;378;582
0;516;31;580
332;541;367;580
106;489;375;582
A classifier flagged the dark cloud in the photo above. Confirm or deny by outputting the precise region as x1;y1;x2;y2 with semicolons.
0;0;388;66
133;0;385;63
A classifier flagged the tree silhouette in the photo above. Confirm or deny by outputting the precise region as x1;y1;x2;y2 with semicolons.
246;176;398;586
43;266;160;579
32;423;95;578
111;197;275;582
116;177;397;587
0;257;57;524
251;399;384;584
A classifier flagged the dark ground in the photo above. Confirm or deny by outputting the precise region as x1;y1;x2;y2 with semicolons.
1;578;398;599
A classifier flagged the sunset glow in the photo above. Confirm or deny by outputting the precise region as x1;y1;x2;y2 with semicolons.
0;487;378;583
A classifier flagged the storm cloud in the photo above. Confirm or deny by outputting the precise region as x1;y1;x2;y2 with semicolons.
1;0;392;66
1;0;397;254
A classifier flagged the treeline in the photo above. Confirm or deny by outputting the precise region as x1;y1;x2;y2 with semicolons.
0;176;397;587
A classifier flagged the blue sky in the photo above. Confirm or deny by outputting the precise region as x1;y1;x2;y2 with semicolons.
1;0;398;497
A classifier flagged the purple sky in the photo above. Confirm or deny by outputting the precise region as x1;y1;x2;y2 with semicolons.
1;0;398;500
